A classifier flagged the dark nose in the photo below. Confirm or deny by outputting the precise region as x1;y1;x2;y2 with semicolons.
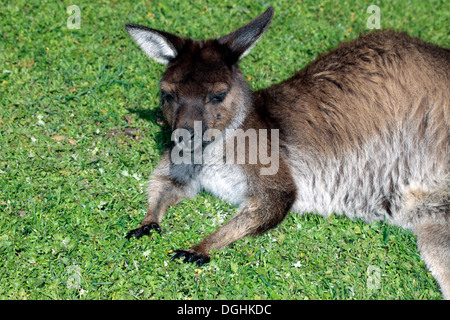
173;126;195;143
183;121;206;140
172;121;206;152
172;125;197;149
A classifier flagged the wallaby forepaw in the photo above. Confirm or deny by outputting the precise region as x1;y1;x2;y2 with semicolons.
125;222;161;239
170;249;210;266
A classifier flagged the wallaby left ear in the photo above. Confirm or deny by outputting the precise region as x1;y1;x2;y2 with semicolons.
125;23;186;64
218;6;274;63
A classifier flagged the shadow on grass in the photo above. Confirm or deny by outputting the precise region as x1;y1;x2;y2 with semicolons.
126;107;172;155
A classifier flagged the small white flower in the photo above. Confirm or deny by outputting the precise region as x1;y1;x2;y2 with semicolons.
97;201;107;209
132;173;141;181
346;286;355;296
36;114;45;126
292;261;302;268
79;288;88;296
143;249;151;258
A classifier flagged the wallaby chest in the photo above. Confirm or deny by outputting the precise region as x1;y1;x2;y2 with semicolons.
196;138;248;206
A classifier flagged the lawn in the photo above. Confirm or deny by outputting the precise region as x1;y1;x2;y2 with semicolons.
0;0;448;300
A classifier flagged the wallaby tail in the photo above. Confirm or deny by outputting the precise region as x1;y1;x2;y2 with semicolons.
413;190;450;299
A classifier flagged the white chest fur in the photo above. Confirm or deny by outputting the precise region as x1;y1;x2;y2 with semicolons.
196;138;248;205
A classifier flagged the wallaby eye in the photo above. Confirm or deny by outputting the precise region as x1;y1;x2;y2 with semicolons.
209;92;227;104
161;90;176;104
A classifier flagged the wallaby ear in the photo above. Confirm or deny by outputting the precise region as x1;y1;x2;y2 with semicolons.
218;6;274;62
125;23;185;64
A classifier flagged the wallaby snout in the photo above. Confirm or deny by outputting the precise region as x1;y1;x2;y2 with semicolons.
173;99;204;130
172;120;206;153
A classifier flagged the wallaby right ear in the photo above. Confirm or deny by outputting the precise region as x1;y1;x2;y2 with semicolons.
218;6;274;63
125;23;185;64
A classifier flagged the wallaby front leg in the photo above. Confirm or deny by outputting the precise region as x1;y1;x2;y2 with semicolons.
126;176;190;239
171;195;294;266
126;157;196;239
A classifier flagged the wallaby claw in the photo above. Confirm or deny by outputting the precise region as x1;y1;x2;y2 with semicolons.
170;250;210;266
126;222;161;239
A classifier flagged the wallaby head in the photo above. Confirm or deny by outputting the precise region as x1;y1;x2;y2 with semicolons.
126;7;274;147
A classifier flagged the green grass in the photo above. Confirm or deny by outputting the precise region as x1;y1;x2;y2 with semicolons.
0;0;448;300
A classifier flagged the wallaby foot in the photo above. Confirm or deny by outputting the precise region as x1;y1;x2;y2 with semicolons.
415;221;450;299
170;249;210;267
126;222;161;239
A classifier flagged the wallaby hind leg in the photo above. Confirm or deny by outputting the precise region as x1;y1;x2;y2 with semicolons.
415;220;450;299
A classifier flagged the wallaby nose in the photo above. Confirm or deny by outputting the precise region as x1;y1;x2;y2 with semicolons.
172;122;204;152
173;126;195;142
182;121;206;140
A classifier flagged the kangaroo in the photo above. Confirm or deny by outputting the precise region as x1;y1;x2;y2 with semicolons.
125;7;450;298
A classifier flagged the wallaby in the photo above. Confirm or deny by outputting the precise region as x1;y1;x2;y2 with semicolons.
125;7;450;298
